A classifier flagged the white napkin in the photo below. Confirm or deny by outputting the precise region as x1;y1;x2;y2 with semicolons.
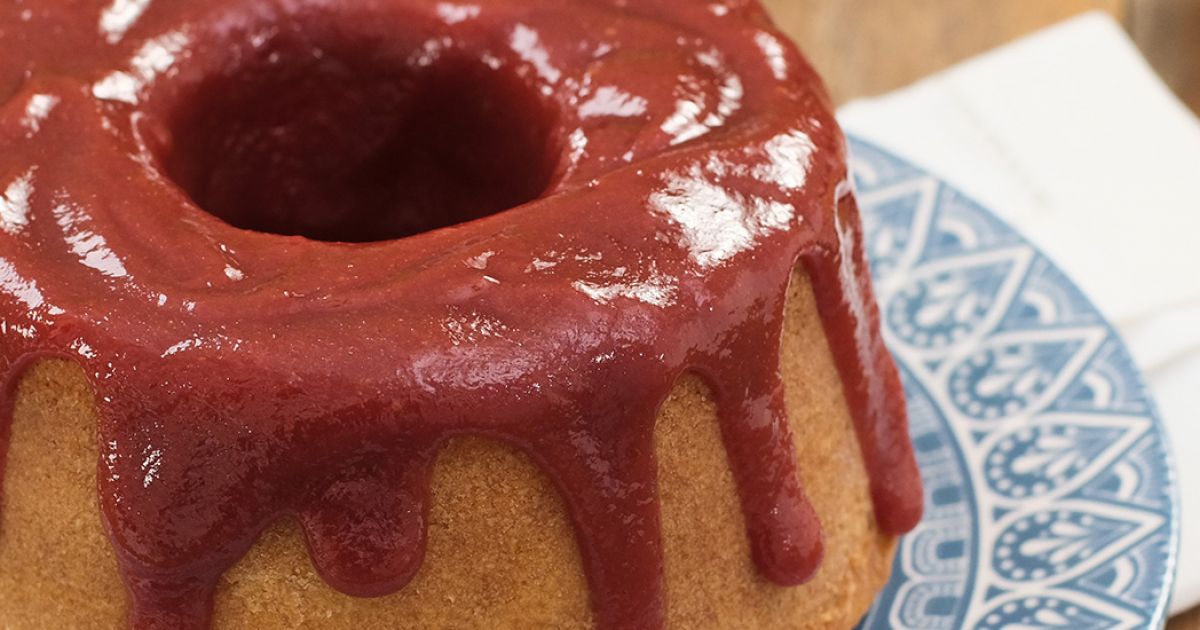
837;12;1200;614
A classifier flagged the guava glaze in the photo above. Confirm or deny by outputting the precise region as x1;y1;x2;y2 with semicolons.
0;0;922;628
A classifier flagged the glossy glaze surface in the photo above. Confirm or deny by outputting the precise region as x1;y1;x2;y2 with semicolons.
0;1;922;628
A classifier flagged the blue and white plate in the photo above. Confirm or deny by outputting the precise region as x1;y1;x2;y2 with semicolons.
850;138;1180;630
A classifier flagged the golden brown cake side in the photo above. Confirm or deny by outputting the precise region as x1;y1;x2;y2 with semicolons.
0;269;894;630
2;1;923;625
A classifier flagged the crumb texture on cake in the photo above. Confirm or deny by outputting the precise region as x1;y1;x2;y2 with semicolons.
0;270;893;629
0;1;920;626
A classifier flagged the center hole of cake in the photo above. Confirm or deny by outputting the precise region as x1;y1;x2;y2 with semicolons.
159;44;562;243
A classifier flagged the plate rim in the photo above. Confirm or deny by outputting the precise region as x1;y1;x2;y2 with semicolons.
847;134;1182;628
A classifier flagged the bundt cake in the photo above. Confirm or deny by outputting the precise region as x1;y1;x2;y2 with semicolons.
0;0;923;628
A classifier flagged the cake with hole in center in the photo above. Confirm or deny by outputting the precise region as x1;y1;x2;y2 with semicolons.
0;0;923;628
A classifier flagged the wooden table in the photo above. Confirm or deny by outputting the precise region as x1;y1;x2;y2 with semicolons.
758;1;1199;627
762;0;1200;113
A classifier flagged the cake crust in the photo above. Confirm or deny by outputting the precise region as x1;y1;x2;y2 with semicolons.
0;270;893;629
0;1;920;626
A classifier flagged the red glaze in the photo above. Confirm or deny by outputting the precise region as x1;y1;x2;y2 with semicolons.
0;0;923;628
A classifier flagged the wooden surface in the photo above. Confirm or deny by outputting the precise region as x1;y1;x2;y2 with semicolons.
1130;0;1200;112
762;0;1200;113
1176;607;1200;630
758;0;1199;626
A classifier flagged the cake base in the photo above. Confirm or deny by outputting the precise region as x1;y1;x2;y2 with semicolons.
0;269;895;629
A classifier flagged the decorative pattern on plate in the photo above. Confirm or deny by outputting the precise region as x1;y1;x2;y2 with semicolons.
850;138;1178;630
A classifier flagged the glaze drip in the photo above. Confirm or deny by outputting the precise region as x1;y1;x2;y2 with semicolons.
0;1;922;628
